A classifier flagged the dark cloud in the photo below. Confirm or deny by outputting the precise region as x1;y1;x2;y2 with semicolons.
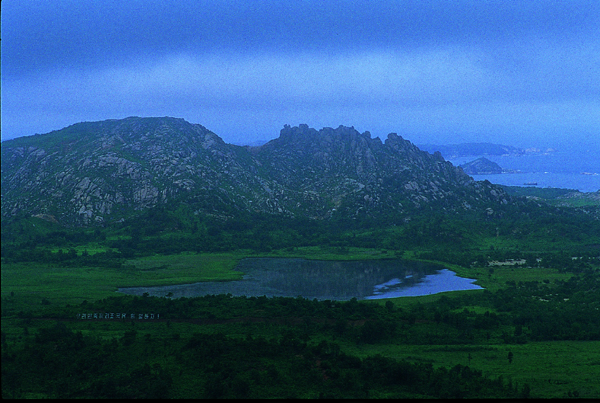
5;0;598;76
2;0;599;147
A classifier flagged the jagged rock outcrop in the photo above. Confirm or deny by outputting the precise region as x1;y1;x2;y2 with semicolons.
253;124;509;220
1;117;511;225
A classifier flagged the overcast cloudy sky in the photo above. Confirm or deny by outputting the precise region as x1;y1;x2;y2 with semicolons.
2;0;599;148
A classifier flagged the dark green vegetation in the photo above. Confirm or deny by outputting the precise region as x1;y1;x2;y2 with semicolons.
2;194;600;398
2;118;599;398
501;185;600;209
0;295;547;399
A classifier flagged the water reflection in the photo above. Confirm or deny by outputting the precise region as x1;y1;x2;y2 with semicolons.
365;269;482;299
118;258;482;300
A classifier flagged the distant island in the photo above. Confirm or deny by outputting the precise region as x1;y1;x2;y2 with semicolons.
459;157;524;175
459;157;504;175
418;142;555;159
418;142;522;158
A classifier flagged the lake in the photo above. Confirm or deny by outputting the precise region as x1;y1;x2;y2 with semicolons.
118;258;483;300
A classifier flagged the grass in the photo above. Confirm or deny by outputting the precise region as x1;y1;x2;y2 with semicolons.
339;340;600;399
123;252;245;282
0;252;244;312
546;199;598;207
399;257;573;293
1;248;596;399
49;243;116;255
1;248;573;313
452;265;573;292
257;245;404;261
13;310;592;399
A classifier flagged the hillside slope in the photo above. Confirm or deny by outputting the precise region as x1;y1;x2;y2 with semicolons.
1;117;511;226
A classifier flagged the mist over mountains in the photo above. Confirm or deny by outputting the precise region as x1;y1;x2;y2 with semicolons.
418;143;529;159
1;117;513;226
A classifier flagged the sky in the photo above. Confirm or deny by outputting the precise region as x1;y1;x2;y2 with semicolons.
2;0;599;149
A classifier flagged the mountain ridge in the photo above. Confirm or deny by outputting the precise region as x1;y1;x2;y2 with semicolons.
1;117;512;226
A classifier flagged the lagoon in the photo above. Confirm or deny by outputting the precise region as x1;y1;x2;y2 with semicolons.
118;258;483;300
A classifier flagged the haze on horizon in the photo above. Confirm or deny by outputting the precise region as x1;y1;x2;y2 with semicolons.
1;0;599;151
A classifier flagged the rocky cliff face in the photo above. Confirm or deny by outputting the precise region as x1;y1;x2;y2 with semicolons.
254;124;509;220
1;117;510;225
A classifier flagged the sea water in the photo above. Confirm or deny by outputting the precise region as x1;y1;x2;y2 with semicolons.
448;147;600;193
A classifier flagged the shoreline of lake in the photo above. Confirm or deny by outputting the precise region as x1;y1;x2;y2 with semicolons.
118;258;483;301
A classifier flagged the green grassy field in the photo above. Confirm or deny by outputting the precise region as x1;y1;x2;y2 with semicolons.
49;243;115;255
1;253;244;312
0;248;577;321
339;340;600;399
2;249;598;398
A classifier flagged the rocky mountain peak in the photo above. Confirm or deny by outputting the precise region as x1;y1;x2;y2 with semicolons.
1;117;512;226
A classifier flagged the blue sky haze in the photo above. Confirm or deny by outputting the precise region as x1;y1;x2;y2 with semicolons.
2;0;599;151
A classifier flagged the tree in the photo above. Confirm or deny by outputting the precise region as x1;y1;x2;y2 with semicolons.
507;351;513;364
521;382;531;399
514;324;523;337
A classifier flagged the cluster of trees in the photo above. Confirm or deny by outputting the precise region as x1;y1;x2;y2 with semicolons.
2;320;528;399
3;255;597;397
429;270;600;343
2;196;598;398
23;260;598;347
3;203;599;267
417;249;597;273
0;247;125;268
2;322;172;399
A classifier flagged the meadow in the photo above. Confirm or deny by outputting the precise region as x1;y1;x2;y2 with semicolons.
2;245;598;398
340;338;600;398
